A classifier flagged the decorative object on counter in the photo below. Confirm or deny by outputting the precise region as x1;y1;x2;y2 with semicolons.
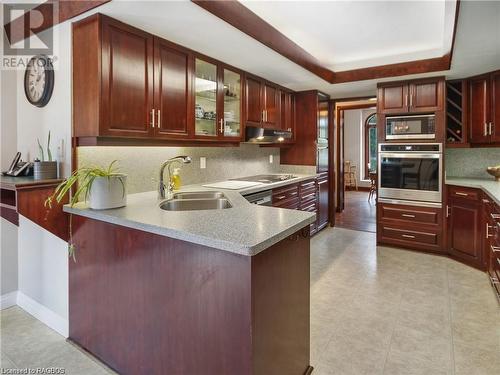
45;160;127;259
24;55;55;107
34;131;58;180
486;165;500;181
170;168;182;190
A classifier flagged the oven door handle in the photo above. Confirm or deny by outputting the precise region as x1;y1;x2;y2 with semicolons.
379;153;440;159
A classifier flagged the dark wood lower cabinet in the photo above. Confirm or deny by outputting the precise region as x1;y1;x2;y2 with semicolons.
69;216;311;375
447;188;484;269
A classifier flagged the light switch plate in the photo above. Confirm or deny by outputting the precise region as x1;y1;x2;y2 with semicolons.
200;157;206;169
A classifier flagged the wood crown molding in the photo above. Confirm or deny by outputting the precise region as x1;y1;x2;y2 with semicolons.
4;0;110;46
192;0;460;84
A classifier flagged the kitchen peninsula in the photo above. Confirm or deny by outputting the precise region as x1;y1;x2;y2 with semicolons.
64;179;316;375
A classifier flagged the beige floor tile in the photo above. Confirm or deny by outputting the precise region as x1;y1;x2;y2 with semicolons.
1;352;18;369
454;340;500;375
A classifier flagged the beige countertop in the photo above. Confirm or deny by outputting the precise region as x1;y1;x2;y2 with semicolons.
64;174;318;256
446;177;500;205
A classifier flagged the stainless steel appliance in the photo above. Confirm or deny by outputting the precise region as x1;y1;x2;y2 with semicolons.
378;143;442;205
231;174;297;184
385;114;436;140
244;125;292;144
242;190;272;206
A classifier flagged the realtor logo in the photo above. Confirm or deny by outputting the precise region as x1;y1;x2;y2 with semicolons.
3;2;56;56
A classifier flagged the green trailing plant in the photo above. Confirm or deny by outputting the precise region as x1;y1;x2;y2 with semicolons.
36;131;52;161
45;160;125;260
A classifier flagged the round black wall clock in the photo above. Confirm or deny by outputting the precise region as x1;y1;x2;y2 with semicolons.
24;55;54;107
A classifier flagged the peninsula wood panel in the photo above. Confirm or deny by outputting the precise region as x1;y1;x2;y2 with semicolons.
16;184;68;241
70;216;311;375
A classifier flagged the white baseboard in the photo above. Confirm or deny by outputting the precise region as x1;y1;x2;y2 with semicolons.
0;291;18;310
16;292;69;338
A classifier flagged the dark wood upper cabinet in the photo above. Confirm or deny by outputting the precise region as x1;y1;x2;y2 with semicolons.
73;14;155;138
280;90;295;142
245;75;263;126
469;75;490;143
154;38;192;139
378;78;443;115
468;70;500;145
263;83;279;128
410;80;443;112
490;71;500;142
378;84;408;114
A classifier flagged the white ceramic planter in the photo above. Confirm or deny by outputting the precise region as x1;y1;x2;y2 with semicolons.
89;175;127;210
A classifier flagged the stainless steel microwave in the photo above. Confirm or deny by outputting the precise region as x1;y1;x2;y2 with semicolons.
385;114;436;140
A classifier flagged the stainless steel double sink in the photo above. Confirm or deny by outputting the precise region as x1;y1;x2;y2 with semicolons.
159;191;232;211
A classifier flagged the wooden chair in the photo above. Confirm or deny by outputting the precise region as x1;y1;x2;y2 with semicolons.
343;161;358;190
368;172;377;201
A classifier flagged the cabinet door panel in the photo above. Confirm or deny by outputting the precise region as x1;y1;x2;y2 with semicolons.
448;199;482;266
263;83;279;128
317;178;329;229
101;20;154;136
245;76;263;125
155;39;191;138
491;72;500;142
378;85;408;114
410;80;442;112
222;68;242;138
469;77;490;143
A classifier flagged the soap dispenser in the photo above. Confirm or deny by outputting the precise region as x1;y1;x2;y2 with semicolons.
170;168;182;190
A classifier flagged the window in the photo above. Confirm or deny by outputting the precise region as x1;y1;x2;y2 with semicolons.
364;113;377;180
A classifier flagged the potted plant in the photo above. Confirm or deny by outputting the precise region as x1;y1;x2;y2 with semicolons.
34;131;58;180
45;161;127;259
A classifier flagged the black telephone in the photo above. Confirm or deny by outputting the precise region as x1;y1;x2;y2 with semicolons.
3;152;33;177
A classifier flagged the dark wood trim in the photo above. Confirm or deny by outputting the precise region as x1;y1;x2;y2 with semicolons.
192;0;460;84
4;0;110;45
76;136;240;147
191;0;334;83
364;113;377;180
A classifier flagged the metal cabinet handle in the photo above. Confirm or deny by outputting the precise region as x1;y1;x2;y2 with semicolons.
264;110;268;122
491;276;500;285
409;94;413;107
484;122;489;136
483;199;491;204
489;122;493;136
402;214;416;218
455;192;468;196
275;195;286;200
446;205;451;217
491;245;500;252
318;180;328;185
402;234;416;239
151;109;156;128
486;223;493;238
491;213;500;220
219;118;224;134
157;109;161;128
405;94;408;108
290;191;298;196
302;192;316;200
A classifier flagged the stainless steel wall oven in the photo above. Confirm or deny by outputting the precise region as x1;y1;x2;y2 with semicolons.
378;143;442;205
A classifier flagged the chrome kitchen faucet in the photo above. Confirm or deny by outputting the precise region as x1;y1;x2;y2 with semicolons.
158;156;192;200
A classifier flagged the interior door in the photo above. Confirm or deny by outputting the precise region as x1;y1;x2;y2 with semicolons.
154;38;191;139
101;17;154;137
469;76;490;143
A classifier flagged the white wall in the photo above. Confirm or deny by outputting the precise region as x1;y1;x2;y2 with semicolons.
11;22;72;336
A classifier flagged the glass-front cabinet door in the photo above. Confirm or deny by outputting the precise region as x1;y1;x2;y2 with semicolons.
222;68;241;138
195;58;217;137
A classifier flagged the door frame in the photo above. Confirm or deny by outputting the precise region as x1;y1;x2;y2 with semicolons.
331;100;377;213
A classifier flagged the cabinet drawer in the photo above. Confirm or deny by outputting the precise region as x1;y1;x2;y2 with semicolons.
300;202;317;213
272;184;299;203
299;179;316;190
381;226;439;246
300;190;317;204
379;204;440;226
273;196;299;209
448;186;480;201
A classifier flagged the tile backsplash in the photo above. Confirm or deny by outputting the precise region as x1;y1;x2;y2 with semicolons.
445;148;500;178
77;144;316;194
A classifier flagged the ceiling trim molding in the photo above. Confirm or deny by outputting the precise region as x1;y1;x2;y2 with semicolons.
192;0;461;84
191;0;335;82
4;0;111;46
